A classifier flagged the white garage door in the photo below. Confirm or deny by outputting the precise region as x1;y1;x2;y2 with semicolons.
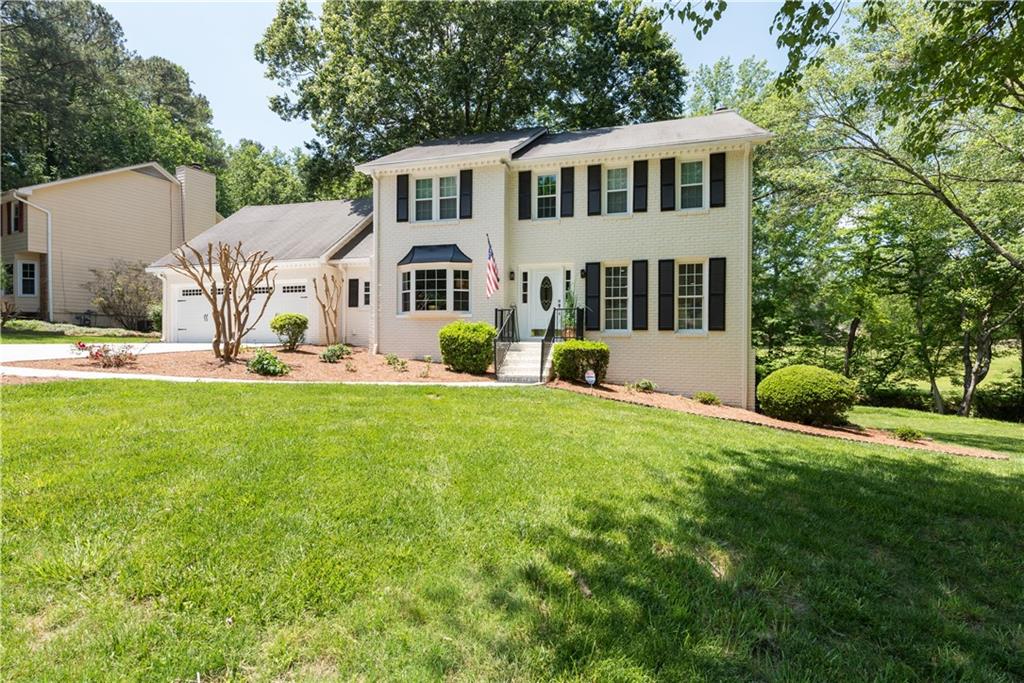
173;281;313;343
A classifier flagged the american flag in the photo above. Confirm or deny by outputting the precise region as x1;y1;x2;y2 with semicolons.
485;235;500;298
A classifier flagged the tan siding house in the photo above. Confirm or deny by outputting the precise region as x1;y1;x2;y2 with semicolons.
1;162;217;326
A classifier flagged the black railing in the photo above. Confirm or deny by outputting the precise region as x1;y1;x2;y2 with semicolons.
493;306;519;374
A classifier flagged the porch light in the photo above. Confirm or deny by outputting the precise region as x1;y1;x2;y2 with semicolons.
509;271;515;281
580;268;587;279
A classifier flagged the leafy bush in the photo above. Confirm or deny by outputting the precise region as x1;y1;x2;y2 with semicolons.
551;340;610;384
8;318;159;339
973;374;1024;422
246;349;290;376
890;426;924;442
385;353;408;373
859;384;958;413
72;342;138;368
269;313;308;351
86;260;161;330
148;304;162;333
628;379;657;393
757;364;858;425
320;344;351;363
693;391;721;406
438;321;496;374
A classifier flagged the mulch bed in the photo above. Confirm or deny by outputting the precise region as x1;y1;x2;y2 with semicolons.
8;345;495;384
550;380;1009;461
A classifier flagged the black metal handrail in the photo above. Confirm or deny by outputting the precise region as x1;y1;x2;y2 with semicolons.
493;306;519;374
552;306;585;342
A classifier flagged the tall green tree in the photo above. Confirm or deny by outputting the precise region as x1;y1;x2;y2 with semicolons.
256;0;687;195
218;140;306;216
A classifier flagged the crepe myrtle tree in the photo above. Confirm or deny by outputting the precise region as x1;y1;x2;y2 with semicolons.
169;241;277;361
313;272;343;346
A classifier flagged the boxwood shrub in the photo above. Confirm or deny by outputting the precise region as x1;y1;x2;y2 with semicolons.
246;349;290;376
438;321;496;374
757;364;857;425
551;340;610;384
269;313;308;351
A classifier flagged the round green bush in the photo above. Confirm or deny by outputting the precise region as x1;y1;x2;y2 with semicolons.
269;313;308;351
438;321;496;374
246;348;290;376
757;364;857;425
551;340;610;383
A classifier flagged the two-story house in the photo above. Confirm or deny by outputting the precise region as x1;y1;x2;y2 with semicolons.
2;162;217;326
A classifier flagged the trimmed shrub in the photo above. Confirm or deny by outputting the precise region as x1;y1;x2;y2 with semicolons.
269;313;308;351
973;375;1024;422
757;364;857;425
693;391;721;406
247;349;290;376
148;304;162;333
551;340;610;384
320;344;351;363
438;321;496;374
891;426;924;442
628;379;657;393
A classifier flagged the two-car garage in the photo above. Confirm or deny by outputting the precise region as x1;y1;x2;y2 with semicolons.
171;280;314;343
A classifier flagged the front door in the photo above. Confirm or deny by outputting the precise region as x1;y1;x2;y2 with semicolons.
524;269;561;337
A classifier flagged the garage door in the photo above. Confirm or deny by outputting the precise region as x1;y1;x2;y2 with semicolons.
173;281;313;343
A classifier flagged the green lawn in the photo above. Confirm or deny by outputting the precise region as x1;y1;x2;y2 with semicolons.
4;382;1023;680
852;406;1023;457
909;351;1019;393
1;328;156;344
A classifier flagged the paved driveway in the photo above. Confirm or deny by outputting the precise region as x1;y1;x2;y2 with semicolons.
0;342;215;363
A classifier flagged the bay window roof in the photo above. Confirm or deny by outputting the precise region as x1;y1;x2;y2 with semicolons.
397;244;472;266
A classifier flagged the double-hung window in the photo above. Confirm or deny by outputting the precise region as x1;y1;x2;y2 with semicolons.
400;268;471;314
604;265;628;331
12;203;22;232
606;167;628;214
401;271;411;311
439;176;457;220
414;176;459;221
453;269;469;312
677;262;704;331
19;261;36;296
536;174;557;218
415;178;433;221
680;161;703;209
363;280;371;306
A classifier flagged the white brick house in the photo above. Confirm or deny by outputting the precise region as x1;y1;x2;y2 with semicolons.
357;111;771;407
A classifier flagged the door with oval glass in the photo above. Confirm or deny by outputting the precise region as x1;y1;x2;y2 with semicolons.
526;268;562;337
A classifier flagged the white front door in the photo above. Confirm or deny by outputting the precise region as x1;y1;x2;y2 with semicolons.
522;269;562;337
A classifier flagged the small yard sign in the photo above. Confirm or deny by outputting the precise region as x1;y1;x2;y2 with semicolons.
585;369;596;386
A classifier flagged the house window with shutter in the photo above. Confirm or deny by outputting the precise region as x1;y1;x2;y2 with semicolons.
677;262;704;331
12;203;22;232
605;167;628;214
536;174;557;218
603;265;629;331
439;176;457;220
680;161;703;209
415;179;433;221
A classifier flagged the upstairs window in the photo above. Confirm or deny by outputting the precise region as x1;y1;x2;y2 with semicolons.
606;167;628;214
680;161;703;209
677;262;704;330
12;203;22;232
604;265;628;331
439;176;457;220
536;174;557;219
415;178;433;221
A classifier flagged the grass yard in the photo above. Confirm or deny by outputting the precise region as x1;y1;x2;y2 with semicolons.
3;382;1023;680
0;328;156;344
852;406;1023;458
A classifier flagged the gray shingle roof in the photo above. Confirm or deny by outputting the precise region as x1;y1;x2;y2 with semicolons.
356;128;546;170
330;225;372;261
513;111;771;161
151;197;372;267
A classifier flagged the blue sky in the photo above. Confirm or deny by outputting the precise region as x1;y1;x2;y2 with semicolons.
100;1;786;152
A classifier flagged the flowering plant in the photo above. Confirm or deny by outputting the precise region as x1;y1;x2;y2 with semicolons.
71;342;138;368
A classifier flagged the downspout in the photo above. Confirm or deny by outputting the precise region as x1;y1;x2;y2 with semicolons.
372;174;381;354
743;144;752;409
15;192;53;322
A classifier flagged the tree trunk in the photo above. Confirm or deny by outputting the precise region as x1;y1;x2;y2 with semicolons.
843;316;860;377
958;330;993;417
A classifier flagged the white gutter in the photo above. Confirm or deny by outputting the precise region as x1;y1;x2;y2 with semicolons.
14;191;53;322
371;174;380;354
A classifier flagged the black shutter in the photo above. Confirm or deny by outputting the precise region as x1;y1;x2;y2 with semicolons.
459;169;473;218
396;174;409;222
660;158;675;211
632;259;648;330
710;153;726;208
348;278;360;308
633;160;648;212
587;164;601;216
708;257;726;330
560;167;574;217
658;259;674;330
518;171;531;220
585;261;601;330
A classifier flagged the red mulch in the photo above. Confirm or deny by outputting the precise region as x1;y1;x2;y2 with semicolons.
550;380;1009;461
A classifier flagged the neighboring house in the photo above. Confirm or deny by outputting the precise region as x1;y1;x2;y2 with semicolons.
149;199;372;345
1;163;217;325
149;111;770;407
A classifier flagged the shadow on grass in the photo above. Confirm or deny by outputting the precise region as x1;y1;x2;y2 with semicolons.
486;450;1024;679
919;429;1024;456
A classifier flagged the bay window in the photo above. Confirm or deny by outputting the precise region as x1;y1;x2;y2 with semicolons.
399;267;472;314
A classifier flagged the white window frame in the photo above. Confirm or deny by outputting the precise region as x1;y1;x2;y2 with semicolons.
412;174;459;223
362;280;371;307
601;262;630;334
397;265;473;317
675;258;708;335
452;268;470;313
16;259;36;297
604;166;630;215
534;171;559;220
678;156;709;212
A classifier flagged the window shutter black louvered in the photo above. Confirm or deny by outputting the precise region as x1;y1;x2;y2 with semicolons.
660;158;675;211
587;164;601;216
348;278;360;308
658;259;674;330
633;160;648;212
459;169;473;218
518;171;531;220
708;257;726;330
396;174;409;222
710;153;726;208
632;260;648;330
585;262;600;330
560;167;574;217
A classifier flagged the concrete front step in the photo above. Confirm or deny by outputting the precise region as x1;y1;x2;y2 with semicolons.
497;341;550;383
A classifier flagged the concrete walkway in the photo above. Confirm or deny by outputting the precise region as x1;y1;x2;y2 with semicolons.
0;342;215;363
